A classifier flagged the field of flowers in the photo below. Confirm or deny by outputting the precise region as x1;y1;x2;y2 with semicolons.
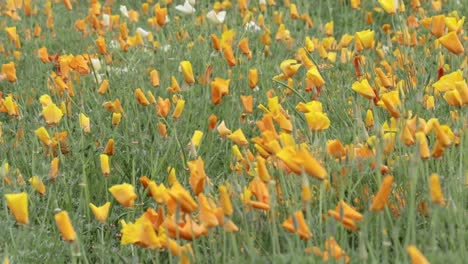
0;0;467;263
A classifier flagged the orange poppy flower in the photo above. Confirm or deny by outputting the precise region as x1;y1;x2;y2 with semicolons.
282;211;313;240
1;62;17;83
5;192;29;225
187;157;207;195
156;97;171;117
223;45;236;67
370;175;394;211
211;77;230;105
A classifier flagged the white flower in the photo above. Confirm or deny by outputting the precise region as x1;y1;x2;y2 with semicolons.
259;0;267;5
162;44;171;52
175;1;196;15
90;58;102;72
245;21;262;32
119;5;129;18
102;14;110;27
206;10;226;25
136;27;150;38
189;0;196;5
109;40;119;49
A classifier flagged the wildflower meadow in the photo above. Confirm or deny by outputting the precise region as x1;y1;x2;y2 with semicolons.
0;0;467;263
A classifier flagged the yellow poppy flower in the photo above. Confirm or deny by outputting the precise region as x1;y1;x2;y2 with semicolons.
42;103;63;125
438;31;464;55
5;192;28;224
218;185;233;216
407;245;430;264
89;202;111;223
109;183;138;208
180;61;195;85
54;211;77;242
227;129;249;146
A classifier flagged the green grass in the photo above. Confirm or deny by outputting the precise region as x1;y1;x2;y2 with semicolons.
1;0;467;263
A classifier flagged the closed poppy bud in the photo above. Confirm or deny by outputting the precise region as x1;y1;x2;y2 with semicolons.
54;211;77;242
150;69;160;87
351;0;360;8
79;113;91;133
208;114;217;131
98;80;109;95
429;173;445;205
301;182;312;204
180;61;195;85
219;185;233;216
157;122;167;138
37;47;50;63
407;245;430;264
2;62;17;82
365;109;374;128
211;34;221;51
104;139;115;156
227;129;249;146
89;202;111;223
256;156;271;182
430;15;445;38
247;69;259;90
415;132;430;159
5;192;28;224
42;103;63;126
289;4;299;19
100;154;110;176
438;31;464;55
49;157;59;180
172;99;185;119
238;38;252;60
240;95;253;113
223;46;236;67
401;125;415;146
191;130;203;148
109;183;138;208
370;175;393;211
62;0;73;10
135;88;150;106
112;112;121;126
96;36;107;55
155;4;168;26
323;21;334;36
